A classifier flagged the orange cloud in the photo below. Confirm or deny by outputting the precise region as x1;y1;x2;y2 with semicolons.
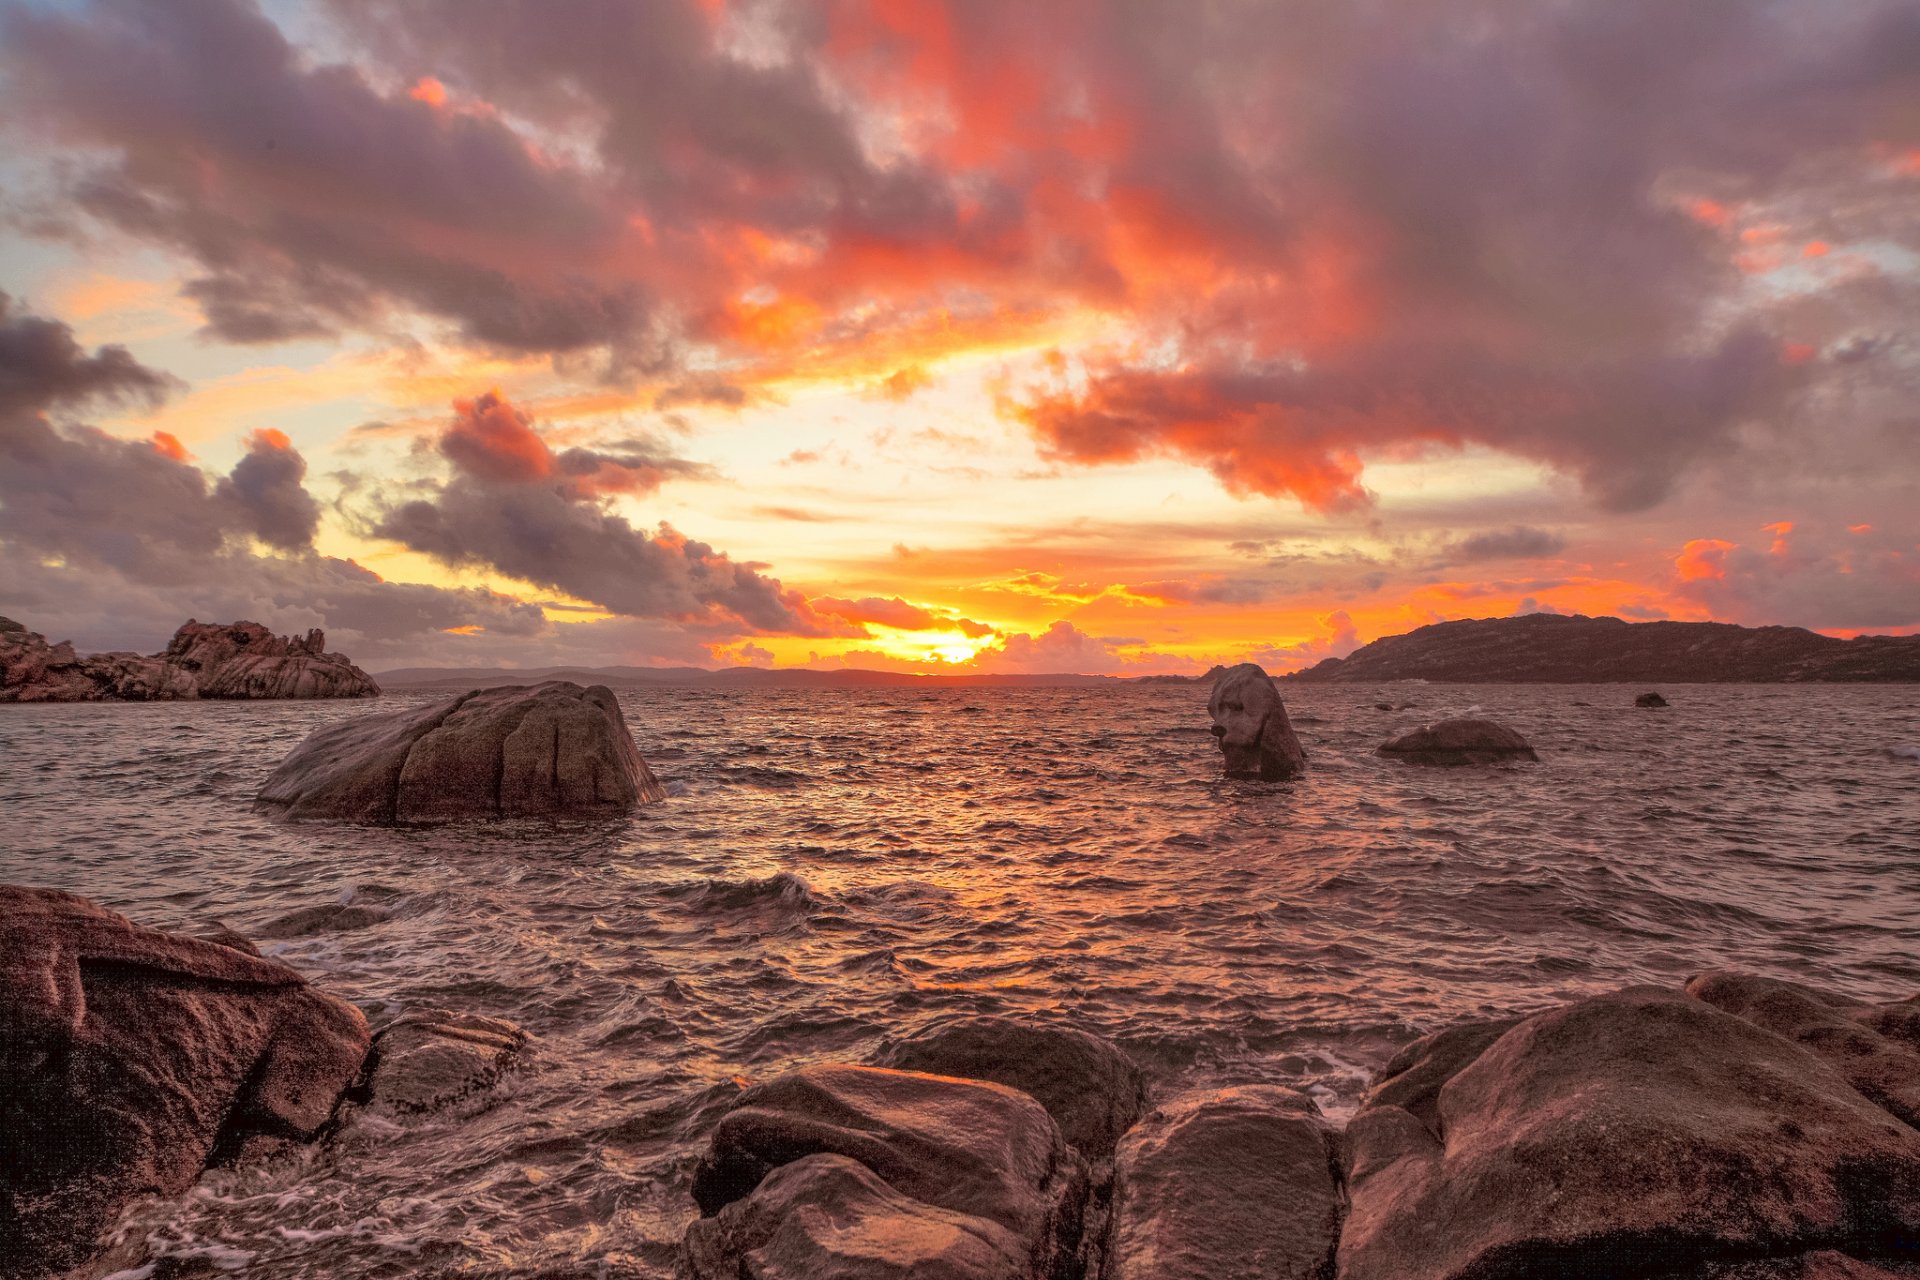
149;431;189;461
1676;538;1736;582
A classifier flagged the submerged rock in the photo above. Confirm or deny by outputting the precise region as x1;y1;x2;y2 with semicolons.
1109;1084;1340;1280
366;1009;529;1115
875;1017;1147;1159
1338;985;1920;1280
1637;690;1670;707
0;886;369;1280
256;680;666;823
687;1064;1083;1280
0;616;378;701
1375;717;1537;765
1207;663;1308;780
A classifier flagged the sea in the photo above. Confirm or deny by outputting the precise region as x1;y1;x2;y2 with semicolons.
2;683;1917;1277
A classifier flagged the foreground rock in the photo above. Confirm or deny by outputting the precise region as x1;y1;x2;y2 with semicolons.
1637;690;1670;707
0;886;370;1279
1109;1084;1340;1280
366;1009;530;1115
0;616;379;701
1207;662;1308;780
1376;717;1537;765
687;1064;1084;1280
875;1017;1147;1159
257;680;665;823
1339;985;1920;1280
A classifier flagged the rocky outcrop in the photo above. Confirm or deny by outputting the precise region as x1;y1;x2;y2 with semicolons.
0;886;370;1280
1109;1084;1341;1280
1376;717;1538;765
687;1064;1085;1280
1290;613;1920;683
0;616;378;701
256;680;666;823
1339;985;1920;1280
1637;690;1670;707
875;1018;1148;1160
365;1010;530;1116
1207;663;1308;780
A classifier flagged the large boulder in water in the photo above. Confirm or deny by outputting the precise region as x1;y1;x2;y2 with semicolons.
1637;690;1670;707
1207;663;1308;780
257;680;665;823
1375;717;1537;765
0;616;377;701
0;886;370;1279
1108;1084;1340;1280
874;1017;1147;1159
1337;985;1920;1280
687;1064;1084;1280
365;1009;530;1116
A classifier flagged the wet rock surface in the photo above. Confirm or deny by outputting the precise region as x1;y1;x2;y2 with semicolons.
1338;985;1920;1280
256;680;666;823
0;886;369;1280
0;616;378;701
1207;662;1308;780
875;1017;1147;1159
1375;717;1538;765
366;1009;530;1116
688;1064;1084;1280
1108;1084;1341;1280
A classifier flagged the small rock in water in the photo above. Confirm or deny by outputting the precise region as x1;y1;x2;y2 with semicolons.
1376;718;1537;765
1637;690;1670;707
258;901;392;937
1207;663;1308;780
366;1009;530;1115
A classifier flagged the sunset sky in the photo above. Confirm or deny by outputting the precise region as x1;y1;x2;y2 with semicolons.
1;0;1915;675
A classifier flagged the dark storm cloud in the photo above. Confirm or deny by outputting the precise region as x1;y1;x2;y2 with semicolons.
1440;526;1569;565
1;0;644;355
0;298;553;649
0;290;174;416
214;429;322;551
372;390;838;634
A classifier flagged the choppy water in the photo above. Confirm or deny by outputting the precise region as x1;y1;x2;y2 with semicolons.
2;683;1918;1277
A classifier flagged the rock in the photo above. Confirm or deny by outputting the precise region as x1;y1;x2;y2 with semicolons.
194;922;263;956
689;1064;1083;1279
1108;1084;1340;1280
1687;972;1920;1128
686;1153;1033;1280
0;886;369;1280
259;901;393;937
0;616;378;702
874;1018;1147;1159
256;680;666;823
1637;690;1670;707
1700;1252;1920;1278
366;1009;529;1115
1338;985;1920;1280
1207;663;1308;780
1375;717;1537;765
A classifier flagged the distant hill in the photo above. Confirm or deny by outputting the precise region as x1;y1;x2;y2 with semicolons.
1287;614;1920;683
372;663;1121;690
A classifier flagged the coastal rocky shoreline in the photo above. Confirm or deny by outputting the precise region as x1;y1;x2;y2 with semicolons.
6;883;1919;1280
0;617;380;701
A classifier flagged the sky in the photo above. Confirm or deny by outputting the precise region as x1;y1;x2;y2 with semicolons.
0;0;1915;676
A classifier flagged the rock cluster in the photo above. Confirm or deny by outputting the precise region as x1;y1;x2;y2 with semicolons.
0;887;370;1279
1377;717;1538;765
683;976;1920;1280
256;680;666;823
1207;662;1309;780
0;616;379;701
